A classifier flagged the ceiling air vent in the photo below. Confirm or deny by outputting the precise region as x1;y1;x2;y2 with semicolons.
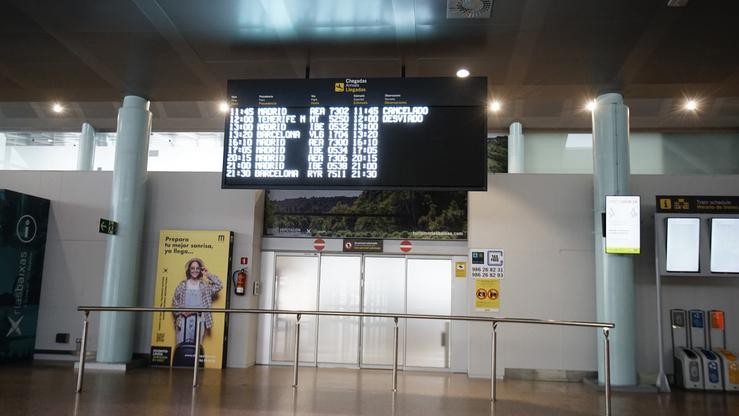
447;0;493;19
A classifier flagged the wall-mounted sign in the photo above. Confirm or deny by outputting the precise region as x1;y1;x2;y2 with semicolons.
469;248;504;279
656;195;739;214
99;218;118;235
342;238;383;252
605;196;640;254
455;261;467;278
475;279;500;312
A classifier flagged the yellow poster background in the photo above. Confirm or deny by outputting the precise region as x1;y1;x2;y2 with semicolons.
150;230;232;369
474;279;500;312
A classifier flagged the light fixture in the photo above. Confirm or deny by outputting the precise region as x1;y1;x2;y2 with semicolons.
52;102;64;113
585;99;597;112
488;100;502;112
456;68;470;78
218;101;230;113
683;99;698;112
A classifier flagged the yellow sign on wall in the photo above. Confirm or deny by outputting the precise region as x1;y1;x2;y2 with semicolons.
149;229;232;369
455;261;467;278
474;279;500;312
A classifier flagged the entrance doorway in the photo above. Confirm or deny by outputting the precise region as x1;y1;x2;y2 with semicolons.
270;254;452;369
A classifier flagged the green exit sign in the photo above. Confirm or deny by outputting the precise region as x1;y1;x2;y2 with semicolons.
99;218;118;235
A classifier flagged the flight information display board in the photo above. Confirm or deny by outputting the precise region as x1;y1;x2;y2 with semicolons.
222;77;487;190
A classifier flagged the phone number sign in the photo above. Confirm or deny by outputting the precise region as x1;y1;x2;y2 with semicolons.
469;248;504;279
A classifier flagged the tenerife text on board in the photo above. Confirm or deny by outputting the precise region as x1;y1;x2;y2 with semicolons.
222;77;487;190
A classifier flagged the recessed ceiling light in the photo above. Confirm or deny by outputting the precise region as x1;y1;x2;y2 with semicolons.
585;100;597;112
456;68;470;78
52;103;64;113
218;101;230;113
683;99;698;112
488;100;502;112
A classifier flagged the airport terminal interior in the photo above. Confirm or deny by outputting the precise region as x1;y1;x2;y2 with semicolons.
2;1;739;415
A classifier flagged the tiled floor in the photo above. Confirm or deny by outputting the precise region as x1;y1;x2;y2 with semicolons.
1;363;737;415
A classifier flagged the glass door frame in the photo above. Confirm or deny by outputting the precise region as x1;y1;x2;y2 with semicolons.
268;251;454;372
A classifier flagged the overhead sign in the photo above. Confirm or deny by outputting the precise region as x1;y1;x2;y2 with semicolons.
222;77;487;190
656;195;739;214
605;196;640;254
342;238;383;253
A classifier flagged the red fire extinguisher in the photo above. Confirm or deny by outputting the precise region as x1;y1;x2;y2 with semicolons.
232;267;248;296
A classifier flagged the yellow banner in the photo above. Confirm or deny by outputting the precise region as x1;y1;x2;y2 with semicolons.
150;230;232;369
474;279;500;312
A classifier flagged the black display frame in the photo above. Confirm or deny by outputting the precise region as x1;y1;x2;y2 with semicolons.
221;77;488;191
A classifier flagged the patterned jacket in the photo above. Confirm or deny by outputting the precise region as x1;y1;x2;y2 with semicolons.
172;274;223;329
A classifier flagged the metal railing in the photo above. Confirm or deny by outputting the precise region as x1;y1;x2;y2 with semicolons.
75;306;615;416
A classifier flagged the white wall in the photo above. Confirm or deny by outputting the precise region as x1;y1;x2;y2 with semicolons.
468;173;739;379
0;171;263;368
3;169;738;377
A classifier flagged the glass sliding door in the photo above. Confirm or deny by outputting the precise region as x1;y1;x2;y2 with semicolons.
317;255;361;365
405;258;452;368
271;255;319;363
361;256;406;366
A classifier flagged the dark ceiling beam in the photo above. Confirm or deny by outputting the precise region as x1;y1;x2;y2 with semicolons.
12;1;125;94
503;0;552;90
0;63;44;98
130;0;221;94
614;9;682;87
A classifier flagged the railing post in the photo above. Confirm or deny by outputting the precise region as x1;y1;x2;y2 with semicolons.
75;311;90;393
491;321;498;402
392;317;399;392
193;312;201;388
603;327;611;416
293;314;301;388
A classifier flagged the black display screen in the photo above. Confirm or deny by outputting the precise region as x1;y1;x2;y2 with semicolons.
222;77;487;190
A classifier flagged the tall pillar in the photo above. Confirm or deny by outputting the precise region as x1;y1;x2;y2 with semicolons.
77;122;96;170
0;133;7;169
592;93;637;385
507;122;524;173
96;96;152;363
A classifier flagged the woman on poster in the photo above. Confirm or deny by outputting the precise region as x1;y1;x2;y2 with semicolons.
172;258;223;347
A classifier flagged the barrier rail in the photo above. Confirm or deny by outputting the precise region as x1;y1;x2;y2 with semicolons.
76;306;615;415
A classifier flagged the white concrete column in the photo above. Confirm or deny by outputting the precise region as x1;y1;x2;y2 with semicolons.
507;122;525;173
77;122;96;170
0;133;7;169
592;93;637;386
96;96;152;363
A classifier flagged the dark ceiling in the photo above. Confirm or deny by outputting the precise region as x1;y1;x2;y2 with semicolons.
1;0;738;131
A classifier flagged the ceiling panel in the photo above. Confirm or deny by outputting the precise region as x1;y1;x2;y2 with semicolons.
10;0;156;33
161;102;202;118
0;102;38;118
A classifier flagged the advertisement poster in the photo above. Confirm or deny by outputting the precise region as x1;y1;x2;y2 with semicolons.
474;279;500;312
149;230;233;369
264;190;467;240
0;190;50;362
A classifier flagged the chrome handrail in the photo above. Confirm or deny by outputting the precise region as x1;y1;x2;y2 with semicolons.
75;306;614;416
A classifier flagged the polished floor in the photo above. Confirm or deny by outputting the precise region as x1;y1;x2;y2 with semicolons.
1;363;737;416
